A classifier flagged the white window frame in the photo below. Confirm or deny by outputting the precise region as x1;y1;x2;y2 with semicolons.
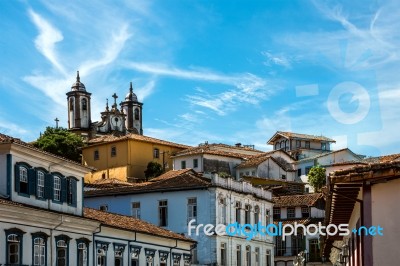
187;198;197;223
37;172;45;198
54;176;61;201
132;202;141;219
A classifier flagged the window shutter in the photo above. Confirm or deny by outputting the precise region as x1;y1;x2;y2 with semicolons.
61;178;67;202
28;168;36;195
14;164;20;193
45;174;53;200
71;179;77;207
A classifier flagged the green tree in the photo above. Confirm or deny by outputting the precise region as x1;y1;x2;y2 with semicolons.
308;165;326;192
33;127;84;162
144;161;163;180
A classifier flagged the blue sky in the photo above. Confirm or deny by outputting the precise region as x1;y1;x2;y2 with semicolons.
1;0;400;156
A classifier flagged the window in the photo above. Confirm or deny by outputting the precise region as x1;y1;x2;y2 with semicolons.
301;206;310;218
309;239;321;262
281;174;286;180
273;208;280;220
236;245;241;266
54;176;61;201
187;198;197;223
145;249;156;266
266;249;271;266
67;178;77;206
153;148;159;159
244;204;251;224
275;143;279;150
181;160;186;169
159;200;168;226
254;205;260;224
130;246;141;266
77;242;88;266
265;209;270;225
297;169;302;177
291;235;304;256
19;166;29;194
100;205;108;211
255;247;260;266
275;236;286;256
173;253;182;266
193;158;198;168
321;142;327;150
245;246;251;266
69;98;74;110
219;198;226;224
33;234;47;266
296;140;301;148
37;171;45;198
114;245;125;266
134;108;139;120
235;202;241;223
82;98;87;111
96;242;108;266
94;150;99;160
159;251;169;266
287;207;295;219
305;141;310;148
183;253;192;266
7;233;22;264
111;146;117;157
132;202;141;219
56;239;68;266
220;243;227;266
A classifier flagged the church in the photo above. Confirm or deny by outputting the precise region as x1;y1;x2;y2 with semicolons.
66;71;143;140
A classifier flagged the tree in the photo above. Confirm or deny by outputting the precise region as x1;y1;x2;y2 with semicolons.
308;165;326;192
144;161;163;180
33;127;85;162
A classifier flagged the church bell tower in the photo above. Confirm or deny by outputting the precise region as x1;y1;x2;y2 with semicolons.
120;82;143;135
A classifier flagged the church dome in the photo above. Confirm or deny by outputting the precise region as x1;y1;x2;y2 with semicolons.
71;71;86;91
125;82;138;101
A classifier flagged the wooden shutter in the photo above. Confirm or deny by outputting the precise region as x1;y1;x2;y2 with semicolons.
61;177;67;202
14;164;20;193
28;168;36;195
45;174;53;200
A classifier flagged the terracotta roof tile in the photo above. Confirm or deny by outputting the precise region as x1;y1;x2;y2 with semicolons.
237;152;295;171
173;143;263;159
85;178;135;189
273;193;323;207
273;217;324;225
361;153;400;164
83;208;195;242
149;169;196;182
330;160;400;181
268;131;336;144
87;133;190;149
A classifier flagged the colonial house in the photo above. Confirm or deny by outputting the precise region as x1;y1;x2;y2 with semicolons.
0;133;195;266
82;134;190;182
323;157;400;266
84;170;275;266
172;143;263;178
272;193;329;266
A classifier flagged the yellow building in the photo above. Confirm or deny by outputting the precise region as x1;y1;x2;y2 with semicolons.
82;133;190;182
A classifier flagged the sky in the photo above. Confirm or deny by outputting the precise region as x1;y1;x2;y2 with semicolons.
1;0;400;156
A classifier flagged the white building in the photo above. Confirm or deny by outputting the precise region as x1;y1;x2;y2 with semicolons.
84;169;275;266
0;133;194;266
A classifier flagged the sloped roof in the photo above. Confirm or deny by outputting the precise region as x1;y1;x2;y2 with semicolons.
84;208;195;242
273;193;323;207
273;217;324;225
87;133;190;149
361;153;400;164
85;172;211;197
237;152;295;171
297;148;361;163
173;144;261;159
149;169;196;182
85;178;134;189
267;131;336;144
0;133;91;169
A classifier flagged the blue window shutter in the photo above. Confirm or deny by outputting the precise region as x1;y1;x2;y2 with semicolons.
28;168;36;195
61;178;67;202
45;174;53;200
14;164;20;193
71;179;77;207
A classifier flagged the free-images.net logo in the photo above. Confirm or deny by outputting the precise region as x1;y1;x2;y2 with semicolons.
187;220;383;241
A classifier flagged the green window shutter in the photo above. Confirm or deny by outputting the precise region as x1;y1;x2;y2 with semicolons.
71;179;77;207
45;174;53;200
14;164;20;193
28;168;36;195
61;178;67;202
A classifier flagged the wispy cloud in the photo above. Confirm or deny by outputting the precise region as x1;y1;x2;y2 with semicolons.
262;51;293;69
28;9;66;75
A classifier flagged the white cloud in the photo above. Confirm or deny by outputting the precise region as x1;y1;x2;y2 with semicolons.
28;9;66;74
262;51;293;69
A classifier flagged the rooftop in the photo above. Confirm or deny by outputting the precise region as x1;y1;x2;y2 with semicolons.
84;208;195;242
267;131;336;145
86;133;191;149
273;193;323;208
173;143;263;159
237;151;295;171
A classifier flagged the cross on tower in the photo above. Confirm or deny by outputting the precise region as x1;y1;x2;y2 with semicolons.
112;93;118;105
55;118;59;129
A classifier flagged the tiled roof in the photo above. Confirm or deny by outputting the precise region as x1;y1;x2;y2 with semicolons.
273;193;323;207
267;131;336;144
273;217;324;225
149;169;196;182
361;153;400;164
173;144;262;159
0;133;91;169
330;160;400;181
297;148;360;163
85;172;211;197
87;133;191;149
237;152;295;171
85;178;134;189
83;208;195;242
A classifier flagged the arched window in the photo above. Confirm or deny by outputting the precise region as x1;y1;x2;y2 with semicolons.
37;171;45;198
69;98;74;110
19;166;28;194
33;237;46;266
134;108;139;120
78;242;88;266
81;98;87;111
57;240;68;266
7;234;20;264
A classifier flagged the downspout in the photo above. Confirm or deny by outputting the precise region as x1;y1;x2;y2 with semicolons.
92;224;102;266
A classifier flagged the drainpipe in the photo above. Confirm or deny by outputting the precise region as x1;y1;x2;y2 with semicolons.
92;224;102;266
